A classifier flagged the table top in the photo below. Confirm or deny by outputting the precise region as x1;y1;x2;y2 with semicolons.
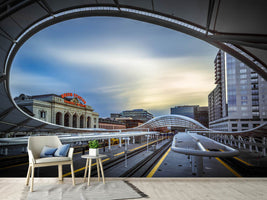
81;154;107;159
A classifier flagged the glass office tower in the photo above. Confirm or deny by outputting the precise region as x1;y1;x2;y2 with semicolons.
208;50;267;131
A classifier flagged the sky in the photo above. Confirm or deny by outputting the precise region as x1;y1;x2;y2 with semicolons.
10;17;218;117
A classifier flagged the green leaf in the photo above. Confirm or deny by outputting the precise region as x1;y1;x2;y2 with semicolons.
88;140;99;148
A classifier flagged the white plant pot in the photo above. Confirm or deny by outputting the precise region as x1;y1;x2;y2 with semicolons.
89;148;99;156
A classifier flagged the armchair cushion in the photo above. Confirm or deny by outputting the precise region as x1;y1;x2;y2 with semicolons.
35;157;71;164
54;144;70;157
40;146;57;158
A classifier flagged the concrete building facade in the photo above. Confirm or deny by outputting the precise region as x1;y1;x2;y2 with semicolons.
15;93;99;128
98;118;126;129
121;109;153;122
170;105;209;128
208;50;267;131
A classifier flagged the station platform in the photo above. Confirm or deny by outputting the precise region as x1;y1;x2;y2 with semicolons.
1;177;267;200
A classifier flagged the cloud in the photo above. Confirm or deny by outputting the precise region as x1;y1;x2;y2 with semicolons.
10;68;70;97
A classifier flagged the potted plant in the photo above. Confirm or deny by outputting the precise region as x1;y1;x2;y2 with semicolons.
88;140;99;156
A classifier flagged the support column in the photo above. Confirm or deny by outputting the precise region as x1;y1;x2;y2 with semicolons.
263;137;266;157
119;137;122;148
191;156;203;177
252;138;259;152
132;136;135;144
238;136;244;149
233;136;237;147
146;135;149;152
77;115;80;128
61;113;64;126
69;114;73;127
249;137;253;152
108;138;111;151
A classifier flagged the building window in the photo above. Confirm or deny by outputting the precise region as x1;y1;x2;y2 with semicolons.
251;79;258;83
253;124;260;128
240;79;247;84
241;107;248;111
240;69;246;73
56;112;62;125
40;111;46;118
240;90;247;95
94;118;97;123
73;114;77;128
241;124;248;127
252;101;259;106
240;74;247;79
252;112;260;116
64;113;70;127
232;124;237;127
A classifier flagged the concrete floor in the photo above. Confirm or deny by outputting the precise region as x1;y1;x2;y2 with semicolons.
1;177;267;200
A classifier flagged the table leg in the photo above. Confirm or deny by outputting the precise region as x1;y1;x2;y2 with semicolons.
96;159;100;181
99;158;105;184
88;158;92;186
83;158;89;182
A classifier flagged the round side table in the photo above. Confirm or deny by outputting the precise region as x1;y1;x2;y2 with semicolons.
81;154;107;186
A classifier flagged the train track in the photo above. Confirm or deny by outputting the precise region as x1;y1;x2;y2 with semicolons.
120;140;172;177
77;138;171;177
220;157;267;177
208;149;267;177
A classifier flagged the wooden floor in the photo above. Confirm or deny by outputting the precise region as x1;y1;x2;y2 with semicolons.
1;177;267;200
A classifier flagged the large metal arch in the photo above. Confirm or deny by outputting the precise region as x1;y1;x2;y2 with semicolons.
0;1;267;134
137;115;208;130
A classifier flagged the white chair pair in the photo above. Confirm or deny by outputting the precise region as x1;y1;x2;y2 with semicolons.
26;136;75;192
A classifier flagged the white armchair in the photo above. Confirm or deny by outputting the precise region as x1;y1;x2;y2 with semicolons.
26;136;75;192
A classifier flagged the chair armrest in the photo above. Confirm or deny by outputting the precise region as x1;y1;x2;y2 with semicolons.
28;149;36;164
68;147;74;159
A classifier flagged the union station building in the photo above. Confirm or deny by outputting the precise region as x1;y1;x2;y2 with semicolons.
14;93;99;128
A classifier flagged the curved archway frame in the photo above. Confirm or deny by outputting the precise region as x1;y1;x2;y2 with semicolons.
0;3;267;134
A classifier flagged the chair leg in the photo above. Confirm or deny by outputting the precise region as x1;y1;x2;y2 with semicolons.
70;162;75;186
26;165;32;186
96;159;100;182
88;159;92;186
83;158;89;182
58;165;63;181
99;158;105;184
30;166;35;192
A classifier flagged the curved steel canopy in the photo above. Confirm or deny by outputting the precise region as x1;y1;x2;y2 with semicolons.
138;115;208;130
0;0;267;134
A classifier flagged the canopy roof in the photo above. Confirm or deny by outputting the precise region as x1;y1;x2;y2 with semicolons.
0;0;267;134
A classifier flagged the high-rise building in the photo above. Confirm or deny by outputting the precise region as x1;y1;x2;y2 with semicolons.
121;109;153;122
208;50;267;131
110;113;122;120
170;105;209;127
170;105;199;119
197;106;209;128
